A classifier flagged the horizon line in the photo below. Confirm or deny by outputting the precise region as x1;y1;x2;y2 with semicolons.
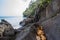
0;16;23;17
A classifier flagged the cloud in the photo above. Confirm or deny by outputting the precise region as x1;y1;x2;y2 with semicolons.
0;0;31;16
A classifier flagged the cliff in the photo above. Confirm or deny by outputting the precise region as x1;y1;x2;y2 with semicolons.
16;0;60;40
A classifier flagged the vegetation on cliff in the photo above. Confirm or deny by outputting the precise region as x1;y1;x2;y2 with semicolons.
23;0;51;17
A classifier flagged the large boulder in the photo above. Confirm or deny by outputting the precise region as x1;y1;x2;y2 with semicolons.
15;24;37;40
0;19;15;36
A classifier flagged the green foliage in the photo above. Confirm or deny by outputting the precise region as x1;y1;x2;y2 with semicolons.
23;1;37;17
23;0;51;17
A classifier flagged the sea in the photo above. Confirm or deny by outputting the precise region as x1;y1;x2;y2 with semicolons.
0;16;24;29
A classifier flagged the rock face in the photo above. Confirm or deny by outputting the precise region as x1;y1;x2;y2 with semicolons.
39;0;60;40
40;0;60;40
41;14;60;40
46;0;60;19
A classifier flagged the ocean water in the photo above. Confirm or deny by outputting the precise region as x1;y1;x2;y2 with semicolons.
0;16;24;29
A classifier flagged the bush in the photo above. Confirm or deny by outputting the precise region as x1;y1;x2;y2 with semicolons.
23;0;51;17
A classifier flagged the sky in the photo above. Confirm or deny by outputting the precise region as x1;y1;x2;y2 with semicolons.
0;0;31;16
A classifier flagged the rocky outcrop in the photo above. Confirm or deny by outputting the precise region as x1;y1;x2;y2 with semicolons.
0;19;15;40
16;0;60;40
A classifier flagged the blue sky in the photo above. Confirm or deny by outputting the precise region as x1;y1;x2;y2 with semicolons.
0;0;31;16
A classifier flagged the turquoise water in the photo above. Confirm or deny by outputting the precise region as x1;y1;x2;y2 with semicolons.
0;16;24;29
